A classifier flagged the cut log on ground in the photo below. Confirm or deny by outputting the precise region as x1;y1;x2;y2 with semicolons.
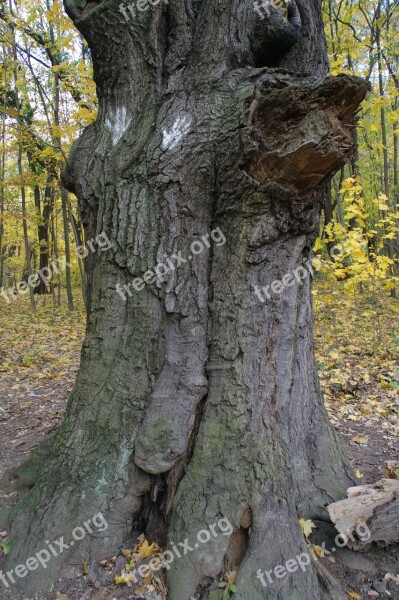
327;479;399;550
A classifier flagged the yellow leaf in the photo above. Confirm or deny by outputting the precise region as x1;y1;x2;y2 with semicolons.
138;538;157;558
348;593;361;599
352;435;368;445
114;572;134;585
144;572;152;585
313;237;323;252
226;570;237;585
299;518;316;538
0;106;20;117
312;543;325;558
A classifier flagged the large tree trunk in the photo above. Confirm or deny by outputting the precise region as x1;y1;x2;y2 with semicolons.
4;1;369;598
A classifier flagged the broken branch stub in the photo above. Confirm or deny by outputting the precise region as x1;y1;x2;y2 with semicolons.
248;74;370;196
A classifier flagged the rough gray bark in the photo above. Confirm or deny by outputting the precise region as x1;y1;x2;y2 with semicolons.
3;1;369;598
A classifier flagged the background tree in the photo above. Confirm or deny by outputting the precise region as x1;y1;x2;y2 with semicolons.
0;0;96;304
320;0;399;295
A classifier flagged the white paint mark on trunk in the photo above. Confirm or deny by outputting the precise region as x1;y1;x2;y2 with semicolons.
105;106;132;146
162;115;192;150
116;446;133;481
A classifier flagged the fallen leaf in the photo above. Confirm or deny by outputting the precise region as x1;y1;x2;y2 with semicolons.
137;538;158;558
352;435;368;445
114;572;134;585
312;544;325;558
299;518;316;538
226;570;237;585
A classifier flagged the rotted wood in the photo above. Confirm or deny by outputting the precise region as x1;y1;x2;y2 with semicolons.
327;479;399;550
248;74;371;197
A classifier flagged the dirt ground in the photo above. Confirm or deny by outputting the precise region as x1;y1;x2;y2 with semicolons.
0;287;398;600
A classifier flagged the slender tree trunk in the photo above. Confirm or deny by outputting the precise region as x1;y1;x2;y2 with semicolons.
327;0;337;61
17;142;36;310
6;0;36;309
53;78;74;310
0;42;7;289
60;185;74;310
0;116;5;288
12;53;36;310
50;191;62;307
323;184;336;257
377;37;390;204
393;97;399;258
32;184;52;295
5;1;369;598
331;168;346;227
375;3;397;294
46;1;74;310
68;198;87;304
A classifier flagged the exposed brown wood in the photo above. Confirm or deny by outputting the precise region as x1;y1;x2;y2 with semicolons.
327;479;399;550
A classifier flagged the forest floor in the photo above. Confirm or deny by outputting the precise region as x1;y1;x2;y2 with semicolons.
0;281;398;600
